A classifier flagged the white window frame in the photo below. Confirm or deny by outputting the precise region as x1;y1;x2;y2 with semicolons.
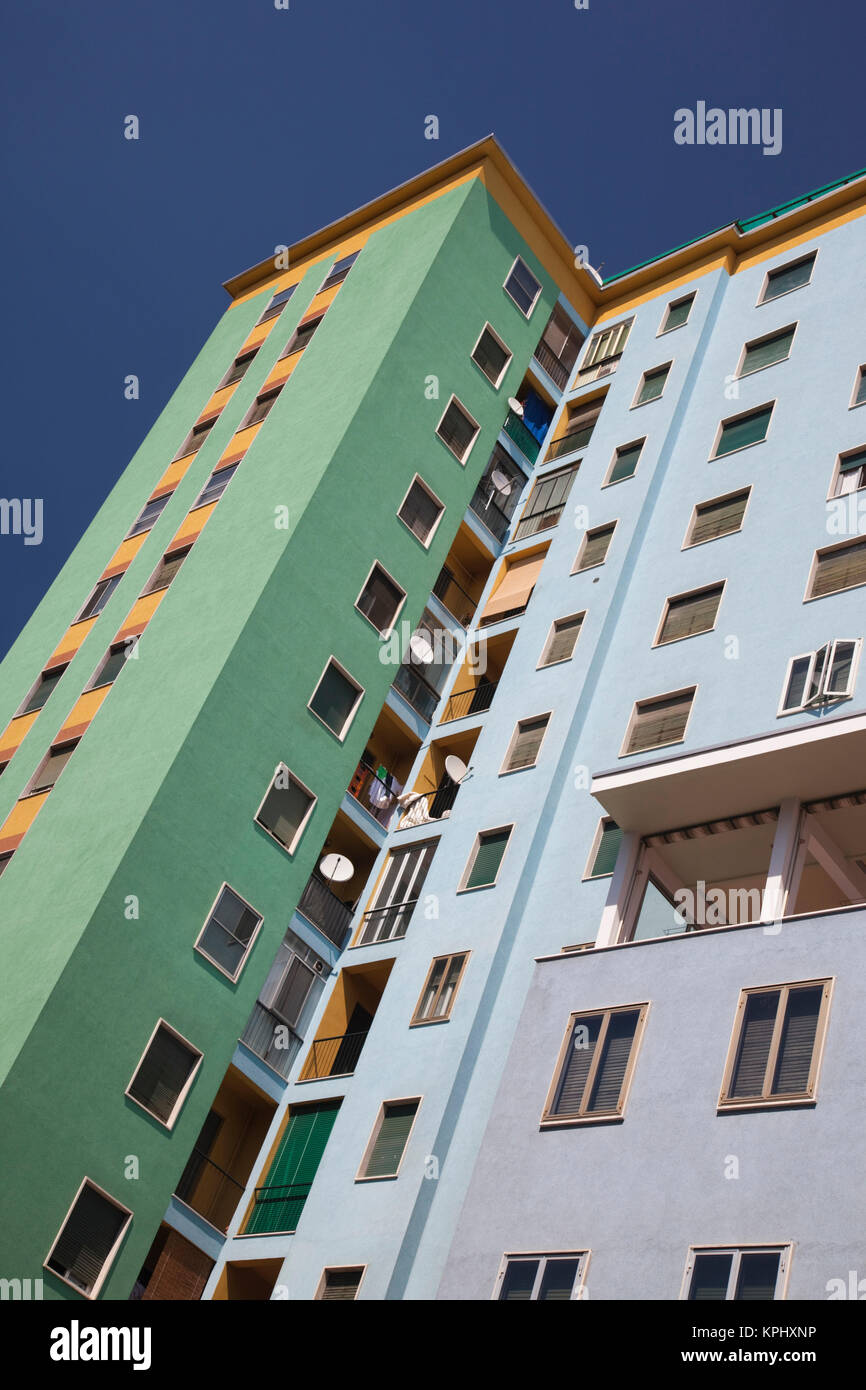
125;1018;203;1130
652;581;726;648
307;656;364;741
254;762;317;856
710;400;775;461
503;256;542;318
470;321;513;388
680;1244;793;1301
43;1178;133;1300
756;248;817;307
572;520;617;573
619;685;697;758
410;951;470;1027
849;365;866;410
355;1096;422;1182
457;823;515;893
583;816;621;881
805;537;866;601
580;319;633;374
492;1251;590;1301
682;487;752;550
657;292;696;336
602;437;645;488
353;559;407;637
435;394;480;465
193;881;264;982
396;474;445;549
631;361;672;410
828;445;866;499
499;712;551;775
537;612;585;669
777;639;861;716
735;322;797;380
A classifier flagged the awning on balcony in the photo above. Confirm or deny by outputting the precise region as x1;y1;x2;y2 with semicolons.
590;711;866;836
480;550;546;624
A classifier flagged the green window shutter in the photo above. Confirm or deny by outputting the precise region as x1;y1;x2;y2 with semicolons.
741;327;794;374
553;1014;602;1114
587;1010;640;1113
578;524;615;570
466;829;510;888
609;441;643;483
730;992;778;1098
544;615;582;665
627;692;693;752
689;1253;733;1301
690;491;749;545
715;406;772;455
636;365;669;404
734;1252;781;1301
663;295;694;330
812;539;866;596
771;986;822;1095
507;716;549;770
248;1101;340;1233
839;447;866;474
659;586;723;643
364;1101;418;1177
763;254;814;300
591;820;622;876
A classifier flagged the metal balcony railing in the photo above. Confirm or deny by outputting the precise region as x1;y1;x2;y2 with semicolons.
513;504;567;541
296;872;354;948
432;566;479;626
240;1002;303;1079
503;409;542;463
302;1030;370;1080
245;1181;313;1235
391;663;441;722
441;680;498;723
347;757;398;829
532;339;570;389
469;484;513;542
545;426;595;462
396;782;459;830
358;898;419;945
173;1151;245;1234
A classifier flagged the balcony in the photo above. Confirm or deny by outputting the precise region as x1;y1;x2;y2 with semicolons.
502;383;555;465
358;899;418;944
397;783;459;829
172;1067;275;1235
299;1030;370;1079
433;566;479;627
544;394;606;463
297;871;354;947
298;959;393;1075
395;727;478;830
532;305;584;391
442;679;498;723
392;661;441;722
240;1002;303;1080
246;1182;312;1236
469;445;525;543
531;338;570;389
503;408;542;463
174;1152;246;1235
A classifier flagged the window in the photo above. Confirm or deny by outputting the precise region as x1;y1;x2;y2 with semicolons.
831;445;866;497
471;324;512;387
712;403;773;457
76;574;122;622
219;347;258;388
357;1099;420;1180
513;466;578;540
0;852;11;876
255;764;316;854
585;818;623;879
759;251;816;304
495;1253;588;1301
459;826;513;891
808;537;866;598
683;1246;791;1301
779;640;860;713
126;492;171;538
280;313;324;358
738;325;795;377
246;1101;341;1234
503;256;542;317
546;397;604;461
538;613;584;668
581;319;632;374
192;462;238;509
573;521;616;572
660;294;695;333
319;252;358;291
359;840;438;945
656;583;724;645
542;1004;648;1123
397;476;444;547
87;641;135;690
126;1021;202;1127
534;306;584;387
633;363;670;406
22;740;78;796
140;546;191;597
685;489;751;547
44;1179;132;1298
604;439;644;486
852;366;866;408
256;284;297;324
17;666;67;716
719;980;832;1109
194;883;263;980
308;658;363;738
436;397;479;463
501;714;550;773
411;953;469;1025
242;386;282;428
316;1267;365;1301
355;562;406;635
174;416;216;461
623;688;695;755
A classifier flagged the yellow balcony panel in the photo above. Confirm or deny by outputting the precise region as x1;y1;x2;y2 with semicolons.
55;687;111;744
0;790;50;854
240;319;278;353
306;283;340;315
113;588;167;643
167;501;217;552
151;454;196;498
198;383;237;419
101;532;147;579
0;711;39;763
263;353;301;390
47;616;98;667
226;423;261;457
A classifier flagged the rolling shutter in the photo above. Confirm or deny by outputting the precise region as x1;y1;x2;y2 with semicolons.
553;1015;602;1115
587;1010;639;1113
689;491;749;545
480;552;545;623
742;327;794;373
636;366;669;403
591;820;622;876
763;255;814;300
142;1229;214;1301
320;1268;363;1300
465;829;510;888
730;991;778;1098
772;985;822;1095
544;615;582;665
437;402;476;456
659;586;723;643
608;442;642;483
577;524;615;570
839;447;866;474
473;330;509;382
664;296;693;330
506;716;549;770
129;1026;198;1123
716;406;772;455
48;1185;128;1294
364;1101;419;1177
812;539;866;596
627;692;693;752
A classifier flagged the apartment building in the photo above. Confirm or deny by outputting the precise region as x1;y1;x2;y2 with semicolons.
0;139;863;1302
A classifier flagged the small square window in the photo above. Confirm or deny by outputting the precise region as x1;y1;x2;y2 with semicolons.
140;546;191;597
126;492;171;539
501;714;550;773
655;583;724;645
684;489;751;547
355;562;406;635
623;689;695;755
256;284;297;325
660;294;694;333
308;658;363;739
738;325;795;377
604;439;644;486
633;363;670;406
495;1253;589;1301
255;764;316;855
17;665;67;716
397;476;444;547
808;537;866;598
683;1246;791;1301
357;1099;420;1180
573;522;616;572
471;324;512;387
76;574;122;623
193;462;239;510
759;252;815;304
459;826;513;891
538;613;584;668
316;1267;365;1300
542;1004;648;1124
22;740;79;796
194;883;263;980
436;397;480;464
319;252;359;291
712;403;774;458
584;818;623;879
44;1179;132;1299
411;953;469;1025
503;257;542;317
719;980;832;1109
779;639;860;714
126;1020;202;1128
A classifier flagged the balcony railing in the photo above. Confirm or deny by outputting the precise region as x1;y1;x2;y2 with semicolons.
358;899;418;945
296;872;354;948
173;1151;245;1234
545;426;595;462
503;409;542;463
479;597;532;628
348;757;398;829
513;505;566;541
245;1181;312;1236
441;680;498;723
396;784;459;830
532;339;570;389
469;484;513;542
240;1002;303;1079
391;662;441;722
302;1030;370;1080
432;566;479;626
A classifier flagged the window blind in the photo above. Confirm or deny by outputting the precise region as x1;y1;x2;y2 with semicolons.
741;327;794;374
365;1101;418;1177
636;365;669;404
437;402;476;457
506;715;549;770
129;1025;197;1123
715;406;772;456
466;829;510;888
480;552;545;623
473;330;509;383
730;991;778;1098
505;258;541;314
587;1010;640;1113
577;524;614;570
839;447;866;474
608;441;643;483
554;1015;602;1114
48;1185;127;1294
811;539;866;596
543;615;582;665
689;491;749;545
658;586;723;643
627;691;694;752
762;254;814;301
772;986;822;1094
591;820;622;876
663;295;694;330
320;1268;363;1300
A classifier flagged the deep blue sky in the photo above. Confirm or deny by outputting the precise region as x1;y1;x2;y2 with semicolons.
1;0;862;660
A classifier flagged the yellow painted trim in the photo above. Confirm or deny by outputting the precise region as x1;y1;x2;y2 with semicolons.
239;317;282;352
112;589;167;642
0;790;50;852
151;454;196;498
101;532;147;578
199;382;237;419
0;711;39;763
167;500;218;551
47;616;98;667
263;354;302;390
55;687;110;743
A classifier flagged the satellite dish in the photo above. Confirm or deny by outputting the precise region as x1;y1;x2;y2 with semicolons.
490;467;514;496
444;755;469;784
508;397;524;416
409;627;435;663
319;853;354;884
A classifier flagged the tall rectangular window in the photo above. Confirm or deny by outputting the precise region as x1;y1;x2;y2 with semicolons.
140;546;191;597
808;537;866;598
496;1253;588;1301
246;1100;341;1235
471;324;512;386
543;1004;648;1123
173;416;216;461
501;714;550;773
759;252;815;303
397;476;444;546
660;294;695;333
623;689;695;754
832;446;866;497
219;347;258;388
852;366;866;408
546;398;604;461
44;1180;132;1298
316;1267;365;1300
538;613;584;667
242;386;282;428
359;840;438;945
355;562;406;634
712;404;773;457
585;818;623;878
685;489;750;547
503;256;542;317
581;319;632;373
684;1247;790;1301
412;953;469;1025
280;313;324;358
194;883;263;980
86;641;135;690
193;462;238;509
22;740;78;796
738;325;795;376
719;981;832;1108
17;666;66;716
573;522;616;572
514;466;578;540
126;1021;202;1128
459;826;513;891
656;583;724;645
255;764;316;854
436;397;480;463
357;1099;420;1179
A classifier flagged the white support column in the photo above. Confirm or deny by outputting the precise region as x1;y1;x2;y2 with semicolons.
597;831;642;948
761;797;802;929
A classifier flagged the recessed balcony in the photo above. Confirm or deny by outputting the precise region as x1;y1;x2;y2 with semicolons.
298;959;394;1079
172;1067;276;1235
